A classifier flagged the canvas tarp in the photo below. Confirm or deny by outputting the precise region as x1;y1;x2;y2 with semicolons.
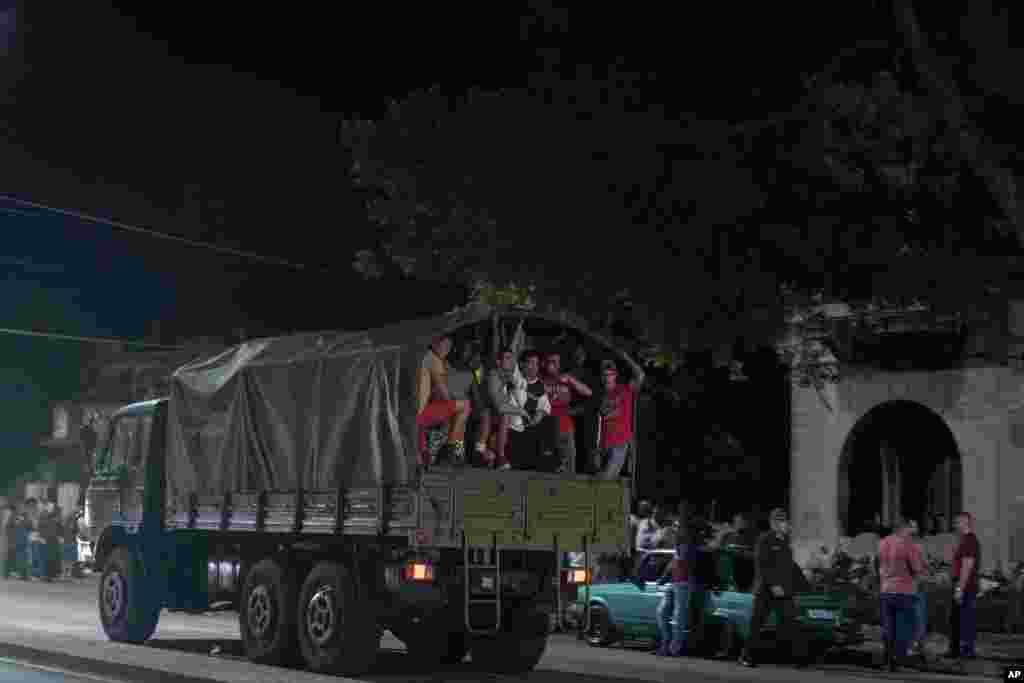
165;304;634;500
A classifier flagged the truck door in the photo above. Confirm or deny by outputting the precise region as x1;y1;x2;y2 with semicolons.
95;411;154;530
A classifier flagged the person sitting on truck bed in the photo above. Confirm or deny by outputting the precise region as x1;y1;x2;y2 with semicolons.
483;347;530;469
416;334;472;466
449;342;493;468
508;350;554;470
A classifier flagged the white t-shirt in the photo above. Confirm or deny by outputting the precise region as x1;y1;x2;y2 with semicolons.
635;517;661;551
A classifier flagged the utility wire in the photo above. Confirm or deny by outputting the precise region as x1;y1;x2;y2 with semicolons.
0;194;332;273
0;326;195;350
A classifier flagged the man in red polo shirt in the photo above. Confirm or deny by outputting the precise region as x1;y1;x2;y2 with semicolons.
541;351;592;475
947;511;981;660
597;357;644;479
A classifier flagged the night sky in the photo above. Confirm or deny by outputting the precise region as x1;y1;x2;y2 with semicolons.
2;2;1022;489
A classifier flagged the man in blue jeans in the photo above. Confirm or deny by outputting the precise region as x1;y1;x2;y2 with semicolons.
656;504;697;656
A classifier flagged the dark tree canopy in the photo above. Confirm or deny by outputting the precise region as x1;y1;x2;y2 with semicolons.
342;1;1024;358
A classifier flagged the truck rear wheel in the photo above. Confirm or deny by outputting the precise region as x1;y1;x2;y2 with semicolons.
297;561;378;676
471;607;549;673
402;623;470;666
99;547;161;643
239;558;299;666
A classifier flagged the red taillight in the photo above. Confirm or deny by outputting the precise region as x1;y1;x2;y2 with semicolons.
404;561;434;582
563;568;589;585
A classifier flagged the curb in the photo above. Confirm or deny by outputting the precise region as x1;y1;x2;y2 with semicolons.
849;642;1010;678
0;631;360;683
0;641;218;683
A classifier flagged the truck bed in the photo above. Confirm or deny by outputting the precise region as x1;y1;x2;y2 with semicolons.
157;468;629;554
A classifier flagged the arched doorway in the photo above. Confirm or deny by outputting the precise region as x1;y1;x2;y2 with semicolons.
838;400;962;536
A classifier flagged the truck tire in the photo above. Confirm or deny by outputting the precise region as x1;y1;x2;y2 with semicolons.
471;607;549;674
239;557;299;666
403;623;470;666
297;561;378;676
98;547;161;643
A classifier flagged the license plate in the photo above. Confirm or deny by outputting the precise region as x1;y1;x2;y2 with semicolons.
807;609;836;620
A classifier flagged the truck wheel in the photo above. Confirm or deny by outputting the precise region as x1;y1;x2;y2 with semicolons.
297;561;378;676
404;624;469;666
471;632;548;674
239;558;299;666
99;546;161;643
471;607;549;674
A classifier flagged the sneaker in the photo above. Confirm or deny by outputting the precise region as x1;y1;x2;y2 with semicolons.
738;654;757;668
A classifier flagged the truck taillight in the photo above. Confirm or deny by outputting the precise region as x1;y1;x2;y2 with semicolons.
404;561;434;582
563;568;589;585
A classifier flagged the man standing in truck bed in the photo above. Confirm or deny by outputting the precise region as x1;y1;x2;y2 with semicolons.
416;334;472;466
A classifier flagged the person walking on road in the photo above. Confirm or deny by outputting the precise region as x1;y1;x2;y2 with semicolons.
946;511;981;660
878;517;927;672
738;508;808;668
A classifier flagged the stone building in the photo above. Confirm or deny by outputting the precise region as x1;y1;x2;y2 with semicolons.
787;300;1024;573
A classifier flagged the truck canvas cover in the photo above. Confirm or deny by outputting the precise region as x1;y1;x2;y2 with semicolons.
166;304;622;499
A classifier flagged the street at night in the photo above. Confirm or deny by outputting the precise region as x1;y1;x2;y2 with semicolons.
4;2;1024;682
0;576;1002;683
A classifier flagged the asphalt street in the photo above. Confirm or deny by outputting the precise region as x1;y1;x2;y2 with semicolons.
0;576;995;683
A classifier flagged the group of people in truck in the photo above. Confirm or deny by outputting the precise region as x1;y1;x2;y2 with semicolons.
415;329;645;475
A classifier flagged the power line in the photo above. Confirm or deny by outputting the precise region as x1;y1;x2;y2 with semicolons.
0;326;194;350
0;194;332;273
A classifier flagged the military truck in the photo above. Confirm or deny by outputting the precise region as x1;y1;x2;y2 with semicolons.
88;305;633;676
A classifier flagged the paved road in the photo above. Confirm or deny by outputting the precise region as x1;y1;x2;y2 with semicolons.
0;576;992;683
0;656;130;683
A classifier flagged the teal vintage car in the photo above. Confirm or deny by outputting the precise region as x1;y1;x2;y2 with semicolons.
568;547;863;658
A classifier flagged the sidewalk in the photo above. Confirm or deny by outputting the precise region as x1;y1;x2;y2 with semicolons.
855;624;1022;677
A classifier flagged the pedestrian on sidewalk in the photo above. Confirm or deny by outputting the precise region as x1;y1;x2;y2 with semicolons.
23;498;43;579
656;500;696;657
0;502;15;578
909;519;929;657
738;508;809;669
947;511;981;660
878;517;927;672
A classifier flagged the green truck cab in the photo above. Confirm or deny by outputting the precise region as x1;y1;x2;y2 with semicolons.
570;547;863;658
88;305;633;676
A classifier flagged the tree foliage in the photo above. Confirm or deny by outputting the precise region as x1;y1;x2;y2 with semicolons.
342;2;1024;360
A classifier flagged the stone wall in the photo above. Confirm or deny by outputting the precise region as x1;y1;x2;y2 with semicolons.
791;364;1024;572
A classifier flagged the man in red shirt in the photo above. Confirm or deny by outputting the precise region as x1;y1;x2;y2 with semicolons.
877;518;927;671
597;358;645;479
947;511;981;660
541;351;592;474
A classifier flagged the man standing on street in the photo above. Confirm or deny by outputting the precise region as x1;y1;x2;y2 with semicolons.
878;517;927;671
947;511;981;660
739;508;808;668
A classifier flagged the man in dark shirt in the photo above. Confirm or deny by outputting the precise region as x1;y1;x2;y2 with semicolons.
947;511;981;659
739;508;808;668
722;512;759;548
